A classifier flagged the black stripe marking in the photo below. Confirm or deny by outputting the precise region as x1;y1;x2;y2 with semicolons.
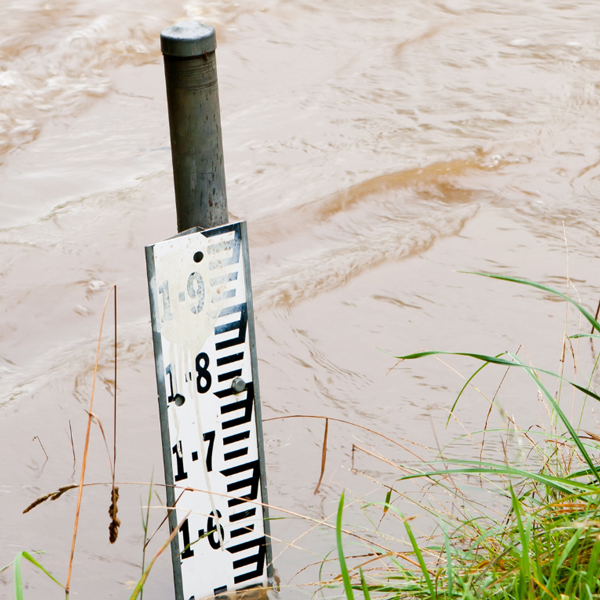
221;460;260;507
226;537;267;584
215;304;247;350
231;524;254;538
225;447;248;461
214;387;236;399
229;508;256;522
218;369;242;382
224;431;250;445
217;352;244;366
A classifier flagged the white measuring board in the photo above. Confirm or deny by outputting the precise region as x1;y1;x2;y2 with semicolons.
145;221;272;600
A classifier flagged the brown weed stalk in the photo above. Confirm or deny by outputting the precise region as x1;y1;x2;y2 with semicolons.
65;284;117;597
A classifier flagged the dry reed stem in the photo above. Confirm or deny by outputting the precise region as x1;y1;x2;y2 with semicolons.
129;510;191;600
266;531;323;559
65;284;116;597
351;444;409;474
581;430;600;442
88;406;120;543
26;478;397;556
68;421;76;465
299;551;400;588
87;411;112;473
480;345;522;467
32;435;48;461
273;521;327;568
277;486;385;570
431;353;495;410
353;441;509;526
143;487;185;550
351;457;455;520
263;414;428;461
313;418;329;495
592;298;600;335
111;286;118;542
343;551;398;577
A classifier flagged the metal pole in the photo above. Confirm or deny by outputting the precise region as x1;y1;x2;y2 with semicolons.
161;21;228;232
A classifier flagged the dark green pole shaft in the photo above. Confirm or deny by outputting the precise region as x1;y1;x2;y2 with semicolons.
161;21;228;232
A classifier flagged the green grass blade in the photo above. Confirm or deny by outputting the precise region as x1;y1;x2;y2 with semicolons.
0;561;12;575
509;487;530;600
445;356;505;426
6;552;64;599
14;553;23;600
395;348;600;482
395;350;516;365
395;350;600;406
585;534;600;590
462;272;600;333
440;521;453;597
506;351;600;483
383;489;392;517
400;462;592;495
20;552;63;588
403;516;435;599
336;493;355;600
569;333;600;340
556;529;583;574
566;467;599;480
359;567;371;600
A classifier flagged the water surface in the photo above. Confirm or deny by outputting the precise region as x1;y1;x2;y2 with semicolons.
1;0;600;597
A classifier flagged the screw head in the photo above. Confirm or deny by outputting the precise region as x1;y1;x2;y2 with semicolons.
231;377;246;393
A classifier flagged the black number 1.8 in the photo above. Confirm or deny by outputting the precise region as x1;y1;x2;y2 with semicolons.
196;352;211;393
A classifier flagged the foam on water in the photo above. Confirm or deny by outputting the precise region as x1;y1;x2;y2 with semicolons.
0;0;181;156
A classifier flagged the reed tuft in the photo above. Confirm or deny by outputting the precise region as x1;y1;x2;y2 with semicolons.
108;486;120;544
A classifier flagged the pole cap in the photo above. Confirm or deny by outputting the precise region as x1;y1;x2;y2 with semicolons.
161;21;216;57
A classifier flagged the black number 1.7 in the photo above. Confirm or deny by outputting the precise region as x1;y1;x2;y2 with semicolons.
173;433;215;481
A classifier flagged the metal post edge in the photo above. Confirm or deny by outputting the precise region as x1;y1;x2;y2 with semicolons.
145;244;184;600
239;221;275;584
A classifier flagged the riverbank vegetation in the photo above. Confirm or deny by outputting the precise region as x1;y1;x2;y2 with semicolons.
334;275;600;600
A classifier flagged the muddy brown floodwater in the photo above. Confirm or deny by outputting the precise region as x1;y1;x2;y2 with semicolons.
2;0;600;598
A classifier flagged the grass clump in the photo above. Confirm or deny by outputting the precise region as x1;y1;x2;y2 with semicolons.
333;274;600;600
